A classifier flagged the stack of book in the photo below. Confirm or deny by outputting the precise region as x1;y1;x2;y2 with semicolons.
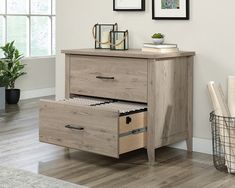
142;43;179;53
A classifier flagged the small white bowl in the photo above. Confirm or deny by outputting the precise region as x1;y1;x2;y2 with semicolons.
152;38;164;44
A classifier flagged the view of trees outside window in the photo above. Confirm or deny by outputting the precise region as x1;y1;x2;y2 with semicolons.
0;0;56;57
0;17;4;47
7;0;29;14
31;16;50;56
7;16;28;55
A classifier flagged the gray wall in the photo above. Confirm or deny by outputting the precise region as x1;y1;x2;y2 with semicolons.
16;57;55;99
56;0;235;146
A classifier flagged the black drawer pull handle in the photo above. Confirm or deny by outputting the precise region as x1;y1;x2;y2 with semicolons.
65;125;84;131
96;76;115;80
126;117;132;124
132;129;139;135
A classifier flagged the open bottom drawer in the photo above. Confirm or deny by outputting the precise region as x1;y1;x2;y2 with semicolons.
39;97;147;158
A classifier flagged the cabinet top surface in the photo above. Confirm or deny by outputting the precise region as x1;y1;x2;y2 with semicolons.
62;48;195;59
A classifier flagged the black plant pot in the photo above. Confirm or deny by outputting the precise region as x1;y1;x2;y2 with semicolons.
6;89;21;104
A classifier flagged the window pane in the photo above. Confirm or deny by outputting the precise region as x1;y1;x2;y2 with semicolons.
0;16;5;57
7;0;29;14
31;0;51;14
31;16;51;56
7;16;29;56
0;16;4;45
0;0;5;14
52;0;56;14
52;17;55;55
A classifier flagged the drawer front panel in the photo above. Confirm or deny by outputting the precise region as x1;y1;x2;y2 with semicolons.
39;100;119;158
69;56;148;102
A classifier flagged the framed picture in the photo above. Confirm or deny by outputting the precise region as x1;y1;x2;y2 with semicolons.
113;0;145;11
152;0;189;20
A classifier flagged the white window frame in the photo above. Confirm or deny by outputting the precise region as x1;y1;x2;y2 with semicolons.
0;0;56;58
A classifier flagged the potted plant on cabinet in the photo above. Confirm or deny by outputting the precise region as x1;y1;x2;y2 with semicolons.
152;33;165;44
0;41;26;104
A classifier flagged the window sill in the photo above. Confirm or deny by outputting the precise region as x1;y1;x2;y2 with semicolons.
23;56;55;63
23;55;56;60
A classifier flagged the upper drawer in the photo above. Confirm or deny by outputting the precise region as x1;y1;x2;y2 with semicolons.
69;56;148;103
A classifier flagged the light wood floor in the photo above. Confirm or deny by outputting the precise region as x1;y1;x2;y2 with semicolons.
0;97;234;188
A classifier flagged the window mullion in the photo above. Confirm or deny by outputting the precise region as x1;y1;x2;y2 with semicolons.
27;16;30;57
50;16;52;55
28;0;31;56
50;0;53;55
4;0;7;43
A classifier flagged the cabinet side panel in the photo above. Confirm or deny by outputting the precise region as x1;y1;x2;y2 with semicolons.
65;54;70;99
147;59;157;164
149;57;190;148
186;56;194;151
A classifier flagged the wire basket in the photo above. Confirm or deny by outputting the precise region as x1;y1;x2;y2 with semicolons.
210;112;235;174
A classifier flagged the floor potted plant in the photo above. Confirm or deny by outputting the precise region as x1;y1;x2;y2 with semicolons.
0;41;26;104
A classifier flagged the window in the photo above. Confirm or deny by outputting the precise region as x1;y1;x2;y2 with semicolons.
0;0;56;57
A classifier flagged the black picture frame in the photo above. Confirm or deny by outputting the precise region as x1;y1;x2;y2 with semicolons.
152;0;189;20
113;0;145;11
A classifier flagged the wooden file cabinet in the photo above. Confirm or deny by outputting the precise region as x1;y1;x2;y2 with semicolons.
39;49;195;165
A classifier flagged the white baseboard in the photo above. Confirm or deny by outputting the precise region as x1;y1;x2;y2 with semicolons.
170;137;213;155
21;88;55;100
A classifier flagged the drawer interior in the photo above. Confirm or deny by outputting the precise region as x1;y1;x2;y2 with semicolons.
67;97;148;154
64;96;147;110
40;96;147;157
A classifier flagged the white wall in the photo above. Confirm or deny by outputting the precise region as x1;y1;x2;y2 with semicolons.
56;0;235;153
16;57;55;99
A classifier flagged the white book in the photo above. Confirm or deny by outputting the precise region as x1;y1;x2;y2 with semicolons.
143;43;178;49
142;47;179;53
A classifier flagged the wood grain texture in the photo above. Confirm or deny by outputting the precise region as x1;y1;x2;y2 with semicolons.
119;133;146;154
69;55;148;103
40;100;147;157
2;98;234;188
62;48;195;60
148;57;191;150
60;49;194;165
119;112;147;154
147;59;157;165
119;112;147;134
65;54;71;99
39;100;119;158
187;56;194;151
